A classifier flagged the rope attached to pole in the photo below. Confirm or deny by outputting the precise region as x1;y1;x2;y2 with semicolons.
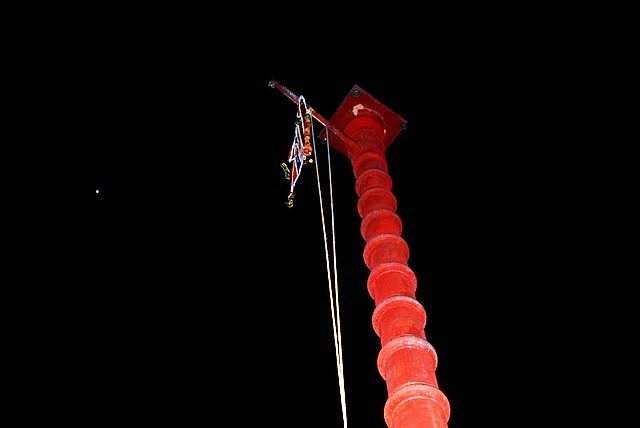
312;121;348;428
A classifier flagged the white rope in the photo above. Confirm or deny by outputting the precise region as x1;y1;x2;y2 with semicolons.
311;123;348;427
326;129;347;421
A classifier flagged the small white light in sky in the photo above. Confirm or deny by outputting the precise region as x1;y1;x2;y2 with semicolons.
96;189;100;194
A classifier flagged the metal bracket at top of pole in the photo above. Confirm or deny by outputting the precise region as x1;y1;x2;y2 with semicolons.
268;81;359;154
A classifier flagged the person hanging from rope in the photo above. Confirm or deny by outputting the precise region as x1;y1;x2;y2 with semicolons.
271;81;349;427
281;96;314;207
301;108;314;161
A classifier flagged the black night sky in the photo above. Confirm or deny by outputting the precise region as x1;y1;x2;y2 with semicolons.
90;47;565;426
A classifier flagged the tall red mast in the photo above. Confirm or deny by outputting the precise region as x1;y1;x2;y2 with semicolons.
271;82;450;428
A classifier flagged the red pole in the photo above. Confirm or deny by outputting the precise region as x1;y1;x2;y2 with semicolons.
329;86;450;427
270;83;450;427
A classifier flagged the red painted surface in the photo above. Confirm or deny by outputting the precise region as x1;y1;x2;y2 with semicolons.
327;86;450;428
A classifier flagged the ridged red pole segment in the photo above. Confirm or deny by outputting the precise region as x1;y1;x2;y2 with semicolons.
345;120;449;427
